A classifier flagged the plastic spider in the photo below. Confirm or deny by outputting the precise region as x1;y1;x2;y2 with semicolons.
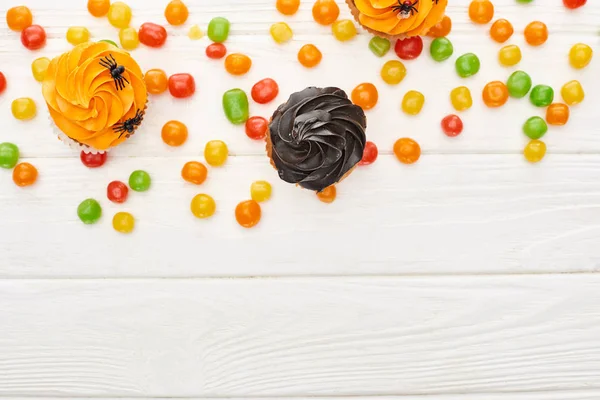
99;54;130;91
392;0;419;19
113;109;144;138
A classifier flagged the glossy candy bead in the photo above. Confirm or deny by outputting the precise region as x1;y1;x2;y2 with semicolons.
225;53;252;75
78;199;102;224
277;0;300;15
0;72;6;94
139;23;167;47
380;60;406;85
80;151;107;168
107;181;129;203
165;0;189;26
119;27;139;50
469;0;494;24
108;2;132;29
204;140;228;167
530;85;554;107
351;83;378;110
161;120;188;146
144;69;168;94
235;200;261;228
490;19;513;43
524;21;548;46
563;0;586;9
129;170;151;192
312;0;340;25
251;181;272;202
455;53;480;77
369;37;390;57
402;91;425;115
168;73;195;98
11;97;36;120
206;43;227;59
482;81;509;107
332;19;357;42
441;115;463;137
207;17;230;43
524;140;546;163
359;141;378;166
31;57;50;82
316;186;336;203
245;116;268;140
21;25;46;50
569;43;592;69
270;22;293;44
13;162;37;187
430;37;453;62
0;143;19;169
561;80;584;105
251;78;279;104
427;15;452;38
298;44;322;68
6;6;32;31
546;103;570;126
191;194;216;219
181;161;208;185
506;70;532;98
223;89;250;124
188;25;203;40
450;86;473;111
88;0;110;17
113;212;135;234
66;27;90;45
395;36;423;60
523;116;548;139
393;138;421;164
498;44;521;66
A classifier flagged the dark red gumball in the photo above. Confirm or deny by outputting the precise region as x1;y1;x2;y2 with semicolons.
139;22;167;47
21;25;46;50
441;114;463;137
245;116;268;140
251;78;279;104
359;141;378;166
394;36;423;60
168;73;195;98
80;151;107;168
206;43;227;59
107;180;129;203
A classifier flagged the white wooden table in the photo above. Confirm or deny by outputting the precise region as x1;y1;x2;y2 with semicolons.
1;0;599;398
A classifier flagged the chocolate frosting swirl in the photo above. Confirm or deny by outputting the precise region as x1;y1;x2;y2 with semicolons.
269;87;367;192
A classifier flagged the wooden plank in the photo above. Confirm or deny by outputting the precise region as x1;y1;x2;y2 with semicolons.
2;275;600;396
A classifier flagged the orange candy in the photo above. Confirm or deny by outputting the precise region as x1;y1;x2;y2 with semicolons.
235;200;262;228
351;83;378;110
482;81;509;107
393;138;421;164
12;162;38;187
161;120;188;147
298;44;322;68
144;69;169;95
546;103;570;126
277;0;300;15
468;0;494;24
312;0;340;26
6;6;33;31
225;53;252;76
490;19;513;43
181;161;208;185
427;15;452;38
524;21;548;46
87;0;110;17
316;185;336;203
165;0;189;26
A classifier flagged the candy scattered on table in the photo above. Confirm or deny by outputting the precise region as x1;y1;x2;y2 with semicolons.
298;44;323;68
312;0;339;25
139;22;167;47
563;0;587;9
561;80;584;105
251;78;279;104
523;116;548;139
351;83;378;110
430;37;453;62
6;6;32;31
455;53;480;77
441;115;463;137
21;25;46;50
490;19;513;43
223;89;250;124
145;69;169;94
393;138;421;164
188;25;203;40
108;2;132;28
78;199;102;224
369;37;390;57
524;21;548;46
207;17;230;43
270;22;293;44
546;103;570;126
129;170;151;192
506;70;532;98
569;43;592;69
168;73;195;98
332;19;356;42
191;194;216;219
450;86;473;111
427;15;452;37
225;53;252;75
469;0;494;24
66;26;90;45
165;0;189;26
161;120;188;147
251;181;272;202
11;97;36;120
498;44;521;66
402;91;425;115
113;212;135;234
88;0;110;17
107;181;129;203
359;141;378;166
182;162;208;185
235;200;261;227
80;151;107;168
316;186;336;204
31;57;50;82
245;116;268;140
119;27;139;50
530;84;554;107
524;140;546;163
380;60;406;85
482;81;509;108
395;37;423;60
0;143;19;169
204;140;228;167
0;72;6;93
276;0;300;16
206;43;227;59
12;162;37;187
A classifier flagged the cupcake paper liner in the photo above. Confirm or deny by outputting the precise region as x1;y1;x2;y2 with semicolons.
346;0;408;41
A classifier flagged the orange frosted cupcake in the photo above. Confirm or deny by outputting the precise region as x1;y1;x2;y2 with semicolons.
42;41;148;153
347;0;448;40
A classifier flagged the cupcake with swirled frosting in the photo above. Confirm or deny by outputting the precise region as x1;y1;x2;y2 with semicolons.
42;41;148;153
267;87;367;193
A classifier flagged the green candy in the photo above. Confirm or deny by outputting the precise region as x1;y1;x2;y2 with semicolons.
223;89;249;125
506;71;532;98
0;142;19;169
455;53;480;78
368;37;390;57
516;0;533;3
100;39;118;47
530;84;554;107
78;199;102;225
430;37;454;62
207;17;230;43
523;116;548;139
129;170;151;192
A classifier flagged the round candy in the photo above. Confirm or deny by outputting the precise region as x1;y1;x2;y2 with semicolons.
380;60;406;85
80;151;107;168
298;44;322;68
251;181;272;202
393;138;421;164
523;116;548;139
0;72;6;94
312;0;340;25
206;43;227;59
430;37;453;62
441;115;463;137
168;73;195;98
13;162;37;187
395;36;423;60
188;24;203;40
139;22;167;47
351;83;378;110
108;2;132;28
204;140;228;166
524;140;546;163
181;161;208;185
129;170;151;192
450;86;473;111
369;37;391;57
506;70;532;98
191;194;216;219
251;78;279;104
359;141;378;166
569;43;592;69
31;57;50;82
165;0;189;26
21;25;46;50
490;19;513;43
161;120;188;146
245;116;268;140
6;6;32;31
11;97;36;120
144;69;168;94
207;17;230;43
223;89;250;125
235;200;261;228
455;53;480;77
332;19;357;41
427;15;452;37
270;22;293;44
119;27;139;50
113;212;135;234
107;181;129;203
224;53;252;75
317;186;336;203
524;21;548;46
530;85;554;107
277;0;300;15
469;0;494;24
88;0;110;17
498;44;522;66
482;81;509;108
561;80;584;105
402;91;425;115
546;103;570;126
66;26;90;46
78;199;102;224
563;0;586;9
0;142;19;169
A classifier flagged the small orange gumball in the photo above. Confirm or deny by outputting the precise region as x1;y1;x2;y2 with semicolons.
225;53;252;76
351;83;378;110
87;0;110;17
427;15;452;37
482;81;509;108
235;200;262;228
6;6;33;31
393;138;421;164
144;69;169;95
546;103;570;126
469;0;494;24
181;161;208;185
524;21;548;46
312;0;340;26
165;0;189;26
298;44;322;68
161;120;188;147
490;19;513;43
276;0;300;15
12;162;38;187
316;185;336;203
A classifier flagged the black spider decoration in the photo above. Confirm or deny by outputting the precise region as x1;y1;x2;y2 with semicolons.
99;54;130;91
113;109;144;138
392;0;419;19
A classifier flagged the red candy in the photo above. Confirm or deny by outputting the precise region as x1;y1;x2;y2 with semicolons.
107;180;129;203
168;73;195;98
0;72;6;94
394;36;423;60
563;0;586;8
359;141;378;166
245;116;268;140
80;151;107;168
441;114;463;137
21;25;46;50
251;78;279;104
206;43;227;59
139;22;167;47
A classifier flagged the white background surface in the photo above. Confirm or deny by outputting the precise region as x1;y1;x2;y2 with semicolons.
0;0;599;398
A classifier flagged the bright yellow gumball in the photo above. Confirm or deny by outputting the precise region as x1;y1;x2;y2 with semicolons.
11;98;36;120
561;80;584;105
31;57;50;82
332;19;356;42
66;26;91;45
450;86;473;111
250;181;272;202
569;43;592;69
204;140;228;167
524;140;546;163
270;22;293;44
402;90;425;115
498;44;521;66
112;212;135;234
119;27;139;50
380;60;406;85
108;2;132;29
190;194;216;219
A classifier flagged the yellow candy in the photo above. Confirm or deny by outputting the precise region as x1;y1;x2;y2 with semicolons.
188;24;203;40
569;43;592;69
204;140;228;167
108;2;132;29
11;97;36;120
380;60;406;85
112;212;135;234
119;27;139;50
402;90;425;115
190;194;216;219
332;19;357;42
561;80;584;105
498;44;521;66
270;22;293;44
31;57;50;82
524;140;546;163
450;86;473;111
251;180;272;202
66;26;91;45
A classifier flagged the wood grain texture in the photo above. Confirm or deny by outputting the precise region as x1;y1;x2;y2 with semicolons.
7;395;600;400
2;276;600;397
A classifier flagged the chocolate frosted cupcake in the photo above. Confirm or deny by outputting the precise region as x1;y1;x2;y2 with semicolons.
267;87;367;192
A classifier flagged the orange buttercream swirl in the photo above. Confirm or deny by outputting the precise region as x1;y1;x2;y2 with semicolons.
355;0;447;36
42;42;148;150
